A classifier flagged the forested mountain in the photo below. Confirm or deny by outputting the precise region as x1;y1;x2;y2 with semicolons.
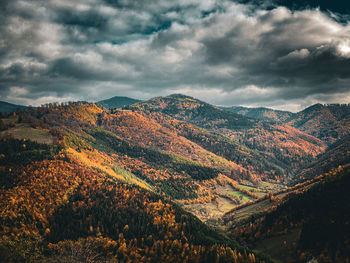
222;106;294;123
0;146;263;262
0;95;348;262
128;94;256;129
224;103;350;144
0;101;27;113
0;101;290;224
0;102;268;262
295;135;350;182
286;103;350;144
128;94;326;178
97;96;141;109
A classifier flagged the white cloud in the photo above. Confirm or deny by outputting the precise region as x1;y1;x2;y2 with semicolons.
10;87;28;96
337;39;350;57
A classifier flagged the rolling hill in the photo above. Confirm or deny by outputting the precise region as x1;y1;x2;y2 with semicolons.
0;102;280;224
294;135;350;182
128;94;256;129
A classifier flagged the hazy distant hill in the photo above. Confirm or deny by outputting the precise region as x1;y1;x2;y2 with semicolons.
0;101;27;113
222;106;295;123
97;96;141;109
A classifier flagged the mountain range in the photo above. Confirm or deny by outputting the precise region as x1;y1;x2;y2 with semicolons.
0;94;349;262
223;103;350;144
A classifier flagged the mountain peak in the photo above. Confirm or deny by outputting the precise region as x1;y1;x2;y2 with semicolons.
166;94;196;100
301;103;324;113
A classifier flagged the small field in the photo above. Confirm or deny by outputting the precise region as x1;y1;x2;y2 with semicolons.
237;184;266;197
227;190;252;202
0;123;53;144
181;195;237;224
258;181;285;192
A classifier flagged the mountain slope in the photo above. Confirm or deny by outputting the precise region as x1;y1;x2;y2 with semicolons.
0;101;27;113
229;166;350;262
295;135;350;182
6;102;275;223
97;96;141;109
222;106;295;123
1;97;348;262
0;104;271;262
221;103;350;145
286;103;350;144
0;143;264;262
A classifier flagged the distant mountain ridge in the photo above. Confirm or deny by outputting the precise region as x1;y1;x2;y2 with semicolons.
96;95;350;144
0;101;27;113
222;106;295;122
97;96;141;109
221;103;350;144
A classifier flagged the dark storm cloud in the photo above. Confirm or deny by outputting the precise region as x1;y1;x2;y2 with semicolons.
199;7;350;103
236;0;350;16
0;0;350;110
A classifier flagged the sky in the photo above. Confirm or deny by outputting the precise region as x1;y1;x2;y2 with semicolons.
1;0;350;112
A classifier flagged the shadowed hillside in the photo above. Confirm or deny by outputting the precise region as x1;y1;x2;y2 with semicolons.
295;135;350;182
228;166;350;263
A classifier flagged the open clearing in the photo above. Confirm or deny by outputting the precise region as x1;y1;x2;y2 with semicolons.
181;195;236;223
0;123;53;144
228;190;252;202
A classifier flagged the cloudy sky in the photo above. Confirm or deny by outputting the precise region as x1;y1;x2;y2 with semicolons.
1;0;350;111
